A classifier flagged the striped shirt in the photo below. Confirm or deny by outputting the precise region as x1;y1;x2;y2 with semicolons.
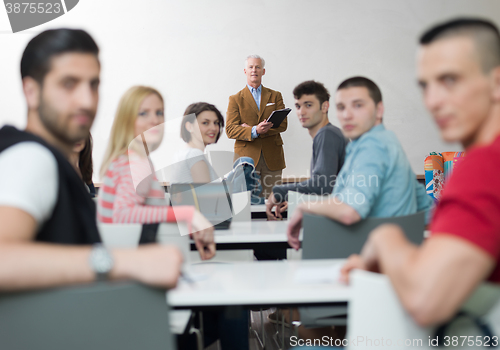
97;152;194;225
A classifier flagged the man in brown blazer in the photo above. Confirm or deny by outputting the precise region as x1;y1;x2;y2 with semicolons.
226;55;288;198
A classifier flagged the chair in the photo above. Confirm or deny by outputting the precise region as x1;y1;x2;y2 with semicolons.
348;270;500;350
301;210;426;260
0;282;176;350
424;151;466;201
98;222;191;260
232;190;251;222
291;211;425;332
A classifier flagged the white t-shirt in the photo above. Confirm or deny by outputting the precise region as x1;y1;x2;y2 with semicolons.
167;147;218;184
0;142;58;226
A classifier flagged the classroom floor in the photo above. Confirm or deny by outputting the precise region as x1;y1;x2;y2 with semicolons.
205;308;294;350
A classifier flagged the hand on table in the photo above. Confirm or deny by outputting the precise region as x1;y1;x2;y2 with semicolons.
126;245;183;289
276;201;288;218
265;193;287;220
287;207;303;250
191;210;216;260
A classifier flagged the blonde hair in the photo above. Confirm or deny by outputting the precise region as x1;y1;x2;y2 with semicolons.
100;86;164;178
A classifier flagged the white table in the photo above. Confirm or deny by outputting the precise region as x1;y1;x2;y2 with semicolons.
169;259;349;309
203;220;299;250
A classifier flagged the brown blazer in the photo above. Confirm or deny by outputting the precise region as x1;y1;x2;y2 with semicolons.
226;86;287;171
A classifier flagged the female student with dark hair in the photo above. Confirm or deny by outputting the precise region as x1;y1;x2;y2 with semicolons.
169;102;224;183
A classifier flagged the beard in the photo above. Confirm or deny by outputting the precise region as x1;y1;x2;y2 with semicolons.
38;93;95;146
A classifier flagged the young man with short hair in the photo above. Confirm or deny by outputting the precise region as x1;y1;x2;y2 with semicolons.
0;29;184;291
342;18;500;327
266;80;347;220
287;77;432;249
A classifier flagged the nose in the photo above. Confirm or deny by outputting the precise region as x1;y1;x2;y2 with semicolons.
423;83;445;115
339;107;353;121
210;123;218;132
296;106;304;117
76;83;96;111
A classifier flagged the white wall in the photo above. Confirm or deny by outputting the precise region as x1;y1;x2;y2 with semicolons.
1;0;499;181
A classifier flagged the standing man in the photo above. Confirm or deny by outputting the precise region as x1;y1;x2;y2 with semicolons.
266;80;347;220
226;55;287;198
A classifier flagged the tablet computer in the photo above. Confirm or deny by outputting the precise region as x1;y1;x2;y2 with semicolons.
266;108;291;128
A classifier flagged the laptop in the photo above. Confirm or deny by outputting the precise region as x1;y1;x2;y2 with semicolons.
168;181;234;230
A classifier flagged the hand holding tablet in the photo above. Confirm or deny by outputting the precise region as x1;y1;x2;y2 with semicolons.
266;108;291;128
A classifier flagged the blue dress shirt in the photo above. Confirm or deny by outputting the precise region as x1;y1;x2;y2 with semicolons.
247;84;262;139
332;124;433;221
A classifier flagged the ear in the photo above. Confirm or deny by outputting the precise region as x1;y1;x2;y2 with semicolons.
185;121;194;133
491;66;500;102
375;101;384;123
321;101;330;114
23;77;41;111
262;68;266;76
244;67;247;75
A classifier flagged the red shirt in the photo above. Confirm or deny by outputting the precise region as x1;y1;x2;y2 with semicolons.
430;135;500;282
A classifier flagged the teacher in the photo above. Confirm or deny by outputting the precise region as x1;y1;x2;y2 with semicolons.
226;54;288;198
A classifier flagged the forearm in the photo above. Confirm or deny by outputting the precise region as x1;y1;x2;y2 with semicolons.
226;122;253;141
274;178;333;202
295;176;334;196
0;243;95;291
272;183;300;202
299;200;361;225
371;228;420;297
370;228;491;326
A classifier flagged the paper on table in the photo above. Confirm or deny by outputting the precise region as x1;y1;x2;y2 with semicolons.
181;267;209;283
294;264;342;284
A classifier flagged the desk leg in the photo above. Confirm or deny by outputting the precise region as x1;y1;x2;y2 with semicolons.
188;311;204;350
281;311;285;350
250;309;266;349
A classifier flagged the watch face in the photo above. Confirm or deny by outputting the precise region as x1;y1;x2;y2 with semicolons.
91;246;113;274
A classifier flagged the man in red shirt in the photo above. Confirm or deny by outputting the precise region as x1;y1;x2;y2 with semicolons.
342;18;500;327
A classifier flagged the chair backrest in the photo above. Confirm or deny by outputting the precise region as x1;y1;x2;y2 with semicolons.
232;190;251;222
348;270;500;350
301;211;425;259
0;282;175;350
287;191;329;219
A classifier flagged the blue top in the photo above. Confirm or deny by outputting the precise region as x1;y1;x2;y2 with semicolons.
332;124;433;220
247;84;262;139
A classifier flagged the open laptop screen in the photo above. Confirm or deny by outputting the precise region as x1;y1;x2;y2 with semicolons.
169;182;234;229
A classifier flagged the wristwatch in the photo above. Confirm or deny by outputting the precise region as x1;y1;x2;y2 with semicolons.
89;244;114;281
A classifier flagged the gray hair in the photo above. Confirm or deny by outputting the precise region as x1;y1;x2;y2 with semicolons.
245;54;265;68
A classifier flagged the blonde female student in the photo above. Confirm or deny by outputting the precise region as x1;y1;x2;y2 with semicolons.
97;86;215;260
